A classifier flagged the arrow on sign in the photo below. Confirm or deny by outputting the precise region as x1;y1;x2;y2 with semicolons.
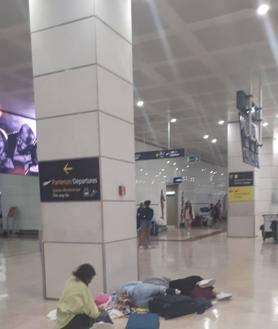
63;163;73;175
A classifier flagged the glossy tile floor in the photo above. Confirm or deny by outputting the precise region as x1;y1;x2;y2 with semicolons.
151;225;225;241
1;232;278;329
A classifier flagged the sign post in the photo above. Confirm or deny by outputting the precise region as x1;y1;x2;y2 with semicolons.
228;172;254;202
39;157;100;202
135;148;185;161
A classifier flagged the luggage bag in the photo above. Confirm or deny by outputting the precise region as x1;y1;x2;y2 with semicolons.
125;313;160;329
149;295;196;319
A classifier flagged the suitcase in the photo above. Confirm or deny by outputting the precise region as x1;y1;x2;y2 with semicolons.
191;286;216;300
125;313;160;329
149;295;196;319
150;222;159;236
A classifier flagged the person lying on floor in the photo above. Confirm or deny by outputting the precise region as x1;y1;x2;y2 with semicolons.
142;276;231;301
56;264;112;329
117;281;180;308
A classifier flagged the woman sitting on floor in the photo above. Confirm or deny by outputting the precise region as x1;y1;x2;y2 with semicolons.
56;263;112;329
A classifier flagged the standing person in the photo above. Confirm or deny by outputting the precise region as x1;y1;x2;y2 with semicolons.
209;204;216;226
56;264;112;329
139;200;154;249
184;201;194;231
136;202;144;230
160;189;165;219
215;200;221;222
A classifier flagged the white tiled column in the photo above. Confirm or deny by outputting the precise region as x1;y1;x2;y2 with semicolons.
254;138;273;235
228;122;256;237
29;0;137;298
228;123;273;237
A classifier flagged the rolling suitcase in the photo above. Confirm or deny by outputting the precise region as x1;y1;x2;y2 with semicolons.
149;295;196;319
125;313;160;329
151;222;159;236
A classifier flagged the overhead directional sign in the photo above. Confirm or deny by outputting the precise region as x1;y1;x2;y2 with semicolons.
187;154;200;163
39;157;100;202
135;148;185;161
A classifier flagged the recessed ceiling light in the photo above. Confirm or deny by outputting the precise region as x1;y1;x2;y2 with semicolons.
170;118;177;123
140;169;143;172
136;100;144;108
203;134;209;139
173;162;176;166
211;138;218;143
257;4;270;16
182;169;185;172
221;173;224;176
167;160;170;164
176;168;179;171
263;122;269;127
187;165;190;168
218;120;225;125
161;169;165;172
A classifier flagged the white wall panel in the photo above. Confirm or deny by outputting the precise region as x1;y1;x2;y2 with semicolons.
228;141;243;157
98;66;134;123
42;202;102;243
255;188;273;202
32;18;96;76
95;0;132;42
44;242;104;298
99;113;134;162
34;65;98;118
101;157;135;201
255;166;274;179
228;201;254;217
37;112;99;161
105;238;138;292
30;0;94;32
259;154;273;166
259;139;273;155
103;202;136;242
96;20;132;83
228;216;255;237
255;200;272;215
255;177;273;190
228;156;255;172
228;123;241;142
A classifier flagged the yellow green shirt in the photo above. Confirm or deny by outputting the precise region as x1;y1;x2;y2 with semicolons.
56;276;100;329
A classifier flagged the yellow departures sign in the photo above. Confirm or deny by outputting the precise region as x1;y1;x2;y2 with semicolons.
228;186;254;201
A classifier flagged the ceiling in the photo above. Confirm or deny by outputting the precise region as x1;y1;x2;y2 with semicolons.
1;0;278;166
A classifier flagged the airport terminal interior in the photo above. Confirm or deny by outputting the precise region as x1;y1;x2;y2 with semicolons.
1;1;278;329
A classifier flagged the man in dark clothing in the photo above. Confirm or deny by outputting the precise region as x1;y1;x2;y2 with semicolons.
139;200;154;248
136;203;144;230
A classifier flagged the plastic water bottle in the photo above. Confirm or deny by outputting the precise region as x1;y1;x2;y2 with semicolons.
111;292;117;306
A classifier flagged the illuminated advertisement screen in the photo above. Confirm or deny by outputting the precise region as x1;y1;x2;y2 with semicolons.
239;113;259;168
0;111;38;176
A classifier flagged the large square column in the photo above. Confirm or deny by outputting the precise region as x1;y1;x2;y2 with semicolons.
228;122;273;237
29;0;137;298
